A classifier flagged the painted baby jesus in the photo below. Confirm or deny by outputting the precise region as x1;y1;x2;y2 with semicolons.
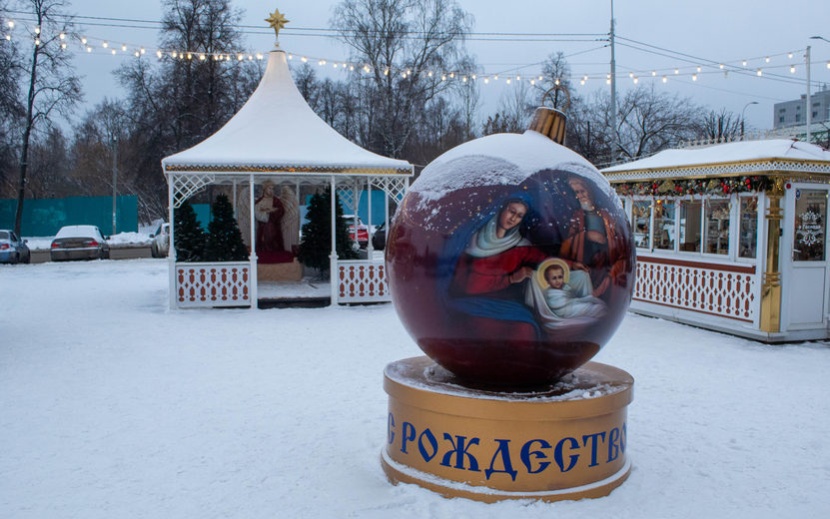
524;258;607;331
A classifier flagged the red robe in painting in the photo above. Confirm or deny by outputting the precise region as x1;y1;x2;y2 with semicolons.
451;245;547;341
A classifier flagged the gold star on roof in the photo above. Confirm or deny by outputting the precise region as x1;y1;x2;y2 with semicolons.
265;9;290;40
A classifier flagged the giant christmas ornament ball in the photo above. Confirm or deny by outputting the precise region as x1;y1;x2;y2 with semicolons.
386;120;636;387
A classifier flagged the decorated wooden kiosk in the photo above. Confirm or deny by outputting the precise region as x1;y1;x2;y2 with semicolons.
601;139;830;342
382;108;636;502
161;11;413;309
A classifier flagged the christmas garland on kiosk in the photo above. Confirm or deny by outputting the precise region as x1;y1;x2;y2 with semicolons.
614;176;771;197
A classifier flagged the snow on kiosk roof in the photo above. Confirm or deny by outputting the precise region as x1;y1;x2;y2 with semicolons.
601;139;830;181
161;49;413;177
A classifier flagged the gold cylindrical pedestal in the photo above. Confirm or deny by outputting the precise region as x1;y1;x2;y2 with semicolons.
381;356;634;502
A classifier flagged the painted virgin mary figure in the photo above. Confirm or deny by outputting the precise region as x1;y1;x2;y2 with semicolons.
448;197;547;341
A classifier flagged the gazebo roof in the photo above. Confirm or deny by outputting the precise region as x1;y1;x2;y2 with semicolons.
161;48;413;177
601;139;830;182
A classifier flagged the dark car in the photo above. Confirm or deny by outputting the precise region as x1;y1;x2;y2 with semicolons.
0;229;31;264
50;225;111;261
372;221;387;251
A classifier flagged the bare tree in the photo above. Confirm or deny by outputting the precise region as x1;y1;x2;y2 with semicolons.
566;90;614;164
331;0;476;158
26;125;74;197
698;108;742;142
483;81;533;135
11;0;82;236
535;51;578;112
113;0;261;221
0;1;24;197
615;85;700;161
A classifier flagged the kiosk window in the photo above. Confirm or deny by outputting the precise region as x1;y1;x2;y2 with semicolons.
738;196;758;259
654;199;676;250
679;200;702;252
793;189;827;262
632;200;651;249
704;198;730;255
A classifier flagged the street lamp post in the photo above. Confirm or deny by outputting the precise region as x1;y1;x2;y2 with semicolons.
741;101;759;140
111;136;118;236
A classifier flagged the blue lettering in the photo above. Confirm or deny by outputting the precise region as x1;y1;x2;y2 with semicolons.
554;437;579;472
485;439;518;481
387;413;395;445
520;439;552;474
418;429;439;462
582;432;607;467
400;421;416;454
440;434;481;471
607;427;620;462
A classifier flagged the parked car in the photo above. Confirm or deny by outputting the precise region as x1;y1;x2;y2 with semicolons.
0;229;30;264
342;214;369;248
150;222;170;258
50;225;110;261
372;221;387;251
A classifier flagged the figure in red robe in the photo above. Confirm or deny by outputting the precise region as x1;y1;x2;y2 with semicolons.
255;181;286;254
450;199;546;341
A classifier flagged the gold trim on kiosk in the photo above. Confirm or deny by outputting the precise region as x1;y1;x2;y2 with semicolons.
381;356;634;502
760;176;784;333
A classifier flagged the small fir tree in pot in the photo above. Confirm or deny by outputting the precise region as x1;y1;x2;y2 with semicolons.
298;187;357;274
204;194;249;261
174;199;206;262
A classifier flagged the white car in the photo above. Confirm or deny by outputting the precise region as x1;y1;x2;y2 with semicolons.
50;225;110;262
150;223;170;258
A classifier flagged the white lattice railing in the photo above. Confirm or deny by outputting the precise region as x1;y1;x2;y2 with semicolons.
633;257;758;322
175;262;252;308
336;260;389;303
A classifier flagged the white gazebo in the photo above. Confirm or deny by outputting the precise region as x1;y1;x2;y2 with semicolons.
161;42;413;309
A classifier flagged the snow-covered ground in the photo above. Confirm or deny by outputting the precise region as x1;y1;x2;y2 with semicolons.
1;259;828;518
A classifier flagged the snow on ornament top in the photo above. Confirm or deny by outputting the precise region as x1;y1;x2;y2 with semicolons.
386;108;636;388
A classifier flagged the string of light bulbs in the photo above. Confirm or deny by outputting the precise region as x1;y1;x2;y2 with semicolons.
2;16;829;89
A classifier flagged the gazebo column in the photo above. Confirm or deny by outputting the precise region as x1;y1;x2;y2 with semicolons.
249;173;258;309
330;175;338;305
168;173;176;309
367;178;374;255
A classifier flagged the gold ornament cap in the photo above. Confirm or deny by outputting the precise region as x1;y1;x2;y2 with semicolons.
528;107;567;145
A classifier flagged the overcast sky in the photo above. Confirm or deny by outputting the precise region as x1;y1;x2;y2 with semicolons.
7;0;830;132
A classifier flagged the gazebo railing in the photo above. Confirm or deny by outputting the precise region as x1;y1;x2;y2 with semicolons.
175;261;252;308
335;258;389;303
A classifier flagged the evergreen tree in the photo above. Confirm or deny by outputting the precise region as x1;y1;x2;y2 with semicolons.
174;199;206;262
203;194;249;261
298;187;357;273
